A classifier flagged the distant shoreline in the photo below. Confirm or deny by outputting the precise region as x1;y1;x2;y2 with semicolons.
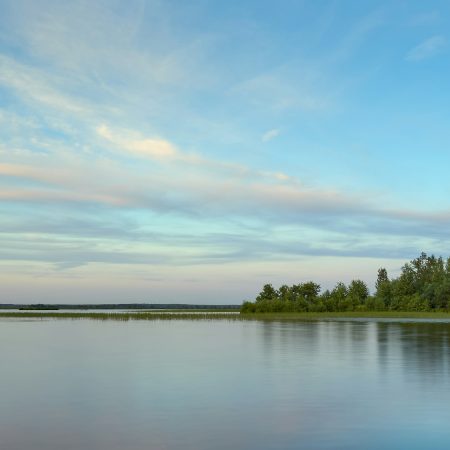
0;303;241;310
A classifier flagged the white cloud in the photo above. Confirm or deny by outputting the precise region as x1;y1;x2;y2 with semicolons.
262;128;280;142
127;138;178;159
97;125;179;161
406;35;446;61
95;124;302;187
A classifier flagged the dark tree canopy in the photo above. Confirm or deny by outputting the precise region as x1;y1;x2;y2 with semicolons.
241;253;450;313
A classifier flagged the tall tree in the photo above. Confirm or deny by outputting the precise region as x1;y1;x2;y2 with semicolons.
256;284;277;302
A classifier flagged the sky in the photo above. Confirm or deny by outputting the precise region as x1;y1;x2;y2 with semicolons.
1;0;450;304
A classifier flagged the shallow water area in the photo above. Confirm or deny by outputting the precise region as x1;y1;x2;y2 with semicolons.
1;317;450;450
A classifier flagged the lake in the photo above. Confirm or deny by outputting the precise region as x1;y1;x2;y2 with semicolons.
1;317;450;450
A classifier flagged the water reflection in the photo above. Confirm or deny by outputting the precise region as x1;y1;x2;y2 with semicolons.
1;318;450;450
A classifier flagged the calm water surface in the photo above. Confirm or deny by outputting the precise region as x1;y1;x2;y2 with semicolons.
1;318;450;450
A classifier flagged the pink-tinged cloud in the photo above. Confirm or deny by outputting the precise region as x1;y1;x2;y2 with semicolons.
0;188;128;206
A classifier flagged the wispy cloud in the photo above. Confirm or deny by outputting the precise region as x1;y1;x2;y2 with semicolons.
231;69;330;112
3;138;450;246
0;55;89;114
95;124;294;183
406;35;446;61
262;128;280;142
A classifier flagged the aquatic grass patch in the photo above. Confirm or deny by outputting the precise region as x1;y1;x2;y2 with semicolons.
2;310;450;322
0;311;242;321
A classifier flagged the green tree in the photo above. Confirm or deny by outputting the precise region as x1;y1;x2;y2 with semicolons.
375;268;392;308
330;282;348;311
256;284;278;303
347;279;369;309
277;285;292;302
298;282;321;302
375;268;388;291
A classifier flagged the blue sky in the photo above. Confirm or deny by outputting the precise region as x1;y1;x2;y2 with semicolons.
1;0;450;303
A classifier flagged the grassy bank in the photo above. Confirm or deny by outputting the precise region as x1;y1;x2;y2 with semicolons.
240;311;450;320
2;310;450;321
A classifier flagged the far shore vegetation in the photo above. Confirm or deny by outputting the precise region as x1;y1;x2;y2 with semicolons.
0;303;240;310
241;253;450;314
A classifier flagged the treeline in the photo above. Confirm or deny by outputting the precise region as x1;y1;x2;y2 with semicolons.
0;304;241;310
241;253;450;313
